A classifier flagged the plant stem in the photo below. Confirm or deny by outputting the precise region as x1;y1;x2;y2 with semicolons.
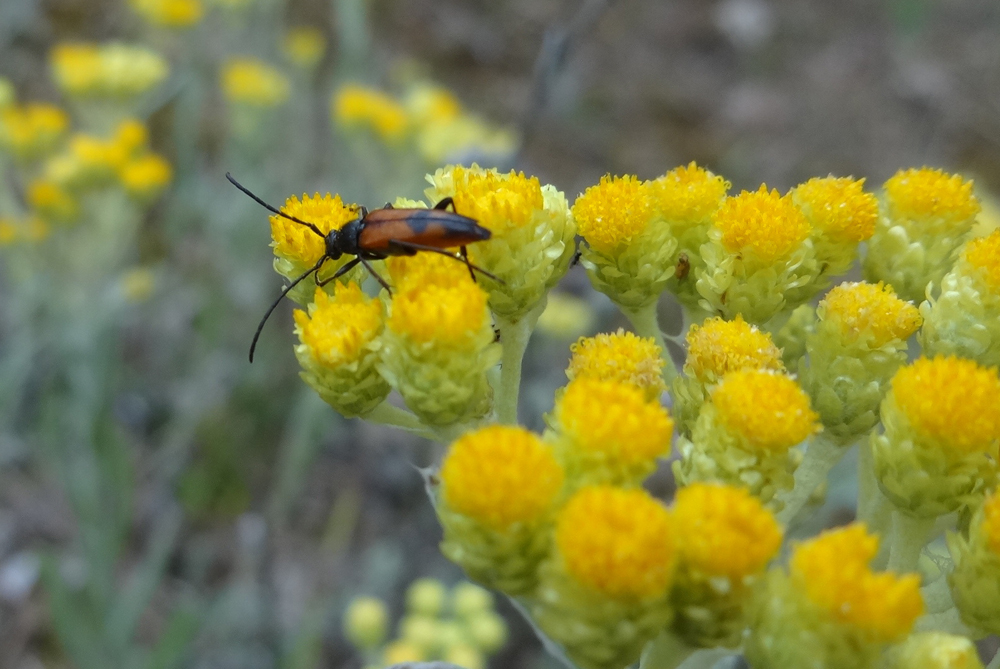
621;301;678;385
914;606;974;636
887;511;936;572
857;439;878;522
639;632;695;669
988;647;1000;669
776;434;846;524
366;402;440;441
495;301;545;425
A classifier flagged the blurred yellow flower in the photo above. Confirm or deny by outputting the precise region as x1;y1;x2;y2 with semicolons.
221;58;290;108
283;27;326;69
0;103;69;160
332;84;409;142
129;0;204;28
51;43;169;99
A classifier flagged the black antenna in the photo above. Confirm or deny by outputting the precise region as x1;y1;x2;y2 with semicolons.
226;172;326;239
249;256;328;363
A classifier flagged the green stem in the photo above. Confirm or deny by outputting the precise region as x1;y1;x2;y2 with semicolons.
639;632;695;669
776;434;846;525
621;301;678;385
857;439;879;522
495;301;544;425
365;402;440;441
914;607;974;637
988;647;1000;669
887;511;936;573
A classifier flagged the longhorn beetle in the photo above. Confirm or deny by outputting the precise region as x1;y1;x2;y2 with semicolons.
227;174;500;362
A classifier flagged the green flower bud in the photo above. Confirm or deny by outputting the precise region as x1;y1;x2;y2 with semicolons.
399;614;440;654
948;491;1000;635
799;282;921;444
863;167;980;303
883;632;984;669
293;284;390;417
343;596;388;650
406;578;447;616
451;582;494;618
920;230;1000;367
465;611;507;653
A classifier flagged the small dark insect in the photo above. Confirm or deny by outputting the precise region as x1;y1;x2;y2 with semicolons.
227;173;500;362
674;252;690;280
569;249;582;268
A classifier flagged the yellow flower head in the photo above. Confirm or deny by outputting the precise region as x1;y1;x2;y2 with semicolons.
388;280;489;345
964;230;1000;293
572;174;653;254
386;247;472;293
672;482;782;579
790;523;924;643
650;162;730;228
283;27;325;69
269;192;358;266
885;167;980;225
129;0;204;27
713;185;811;263
404;83;463;126
440;425;564;531
0;218;17;246
0;103;69;159
65;133;130;182
711;370;819;452
294;284;382;369
120;154;173;200
684;315;785;381
27;179;77;221
792;176;878;242
222;58;290;107
555;485;675;599
554;377;674;466
332;84;409;142
566;329;666;399
444;165;545;235
982;491;1000;557
890;356;1000;455
820;281;922;347
50;44;102;94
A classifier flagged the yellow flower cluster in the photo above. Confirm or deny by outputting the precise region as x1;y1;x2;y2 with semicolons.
711;369;819;453
0;103;69;160
684;315;784;381
964;229;1000;293
331;82;516;162
51;43;169;99
129;0;204;27
820;281;922;346
885;167;980;227
792;176;878;243
294;284;382;369
221;58;290;108
573;175;653;254
566;329;665;400
714;185;811;263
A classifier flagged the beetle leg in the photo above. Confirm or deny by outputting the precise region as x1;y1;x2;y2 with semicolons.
358;255;393;294
459;246;477;283
316;256;362;287
386;239;504;285
432;196;456;212
383;202;394;209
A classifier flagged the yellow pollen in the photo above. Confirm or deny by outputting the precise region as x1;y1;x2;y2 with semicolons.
388;281;488;345
566;329;666;400
554;377;674;466
0;103;69;159
713;185;810;262
981;491;1000;557
332;84;409;142
440;425;564;531
711;370;819;452
270;192;358;266
650;162;730;228
790;523;924;643
446;165;544;235
672;483;782;579
820;281;922;346
884;167;980;225
572;174;653;254
120;154;173;199
964;230;1000;293
890;356;1000;455
221;58;290;107
293;284;382;368
792;176;878;242
684;315;785;381
556;485;676;600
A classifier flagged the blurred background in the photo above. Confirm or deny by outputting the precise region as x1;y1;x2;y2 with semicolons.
0;0;999;667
